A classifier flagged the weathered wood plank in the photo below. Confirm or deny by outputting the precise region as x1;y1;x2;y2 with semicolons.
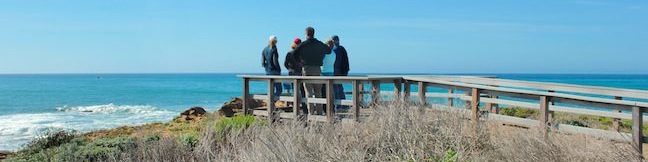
371;80;381;105
471;88;480;121
428;76;648;100
353;80;361;122
359;83;365;106
418;82;427;105
293;79;302;121
633;106;643;154
252;95;356;106
403;81;411;102
243;78;250;115
540;96;551;132
326;80;335;122
448;89;454;107
238;75;401;81
405;76;648;108
487;85;500;114
393;79;402;102
465;90;472;109
267;79;276;123
614;96;622;132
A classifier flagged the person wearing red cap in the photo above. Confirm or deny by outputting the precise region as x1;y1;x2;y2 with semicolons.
284;37;307;114
284;38;303;76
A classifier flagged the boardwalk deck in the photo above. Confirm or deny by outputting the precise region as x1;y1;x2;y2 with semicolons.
239;75;648;155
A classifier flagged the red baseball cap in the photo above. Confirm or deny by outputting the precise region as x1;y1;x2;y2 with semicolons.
293;38;302;44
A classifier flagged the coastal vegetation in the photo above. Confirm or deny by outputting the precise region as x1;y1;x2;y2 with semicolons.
3;99;642;161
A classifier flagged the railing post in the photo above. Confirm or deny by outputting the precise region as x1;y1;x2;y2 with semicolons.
293;79;302;121
632;106;643;155
242;78;250;115
487;85;499;114
465;90;472;109
326;79;335;123
488;94;499;114
267;79;276;123
614;96;622;132
352;80;361;122
371;80;381;105
393;79;402;102
471;88;480;121
540;96;552;132
359;83;364;107
403;81;411;103
418;82;427;105
448;89;454;107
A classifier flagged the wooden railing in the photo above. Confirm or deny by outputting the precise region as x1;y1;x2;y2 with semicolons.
239;75;648;154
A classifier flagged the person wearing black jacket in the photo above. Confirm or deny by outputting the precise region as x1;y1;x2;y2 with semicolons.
331;35;350;105
332;35;349;76
293;27;331;115
285;38;308;114
262;35;282;100
285;38;303;76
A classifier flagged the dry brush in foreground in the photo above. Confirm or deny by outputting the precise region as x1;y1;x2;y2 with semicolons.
106;103;641;162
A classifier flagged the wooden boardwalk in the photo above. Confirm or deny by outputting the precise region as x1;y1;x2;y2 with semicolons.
239;75;648;155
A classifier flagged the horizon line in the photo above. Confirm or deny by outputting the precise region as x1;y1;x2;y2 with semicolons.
1;72;648;75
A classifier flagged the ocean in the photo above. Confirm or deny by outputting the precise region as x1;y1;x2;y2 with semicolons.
1;73;648;151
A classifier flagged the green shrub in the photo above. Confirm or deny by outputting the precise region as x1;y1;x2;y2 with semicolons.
215;115;258;133
25;130;77;152
56;137;135;161
180;133;199;147
500;107;539;118
145;133;161;142
442;149;458;162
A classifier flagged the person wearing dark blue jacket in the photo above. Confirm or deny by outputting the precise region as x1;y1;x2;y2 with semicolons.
262;35;282;100
332;35;350;76
332;35;349;103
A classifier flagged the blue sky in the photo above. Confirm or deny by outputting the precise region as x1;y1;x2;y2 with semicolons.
1;0;647;74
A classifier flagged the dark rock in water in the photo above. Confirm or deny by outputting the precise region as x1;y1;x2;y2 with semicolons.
0;150;14;160
176;107;207;122
217;97;262;117
81;110;93;113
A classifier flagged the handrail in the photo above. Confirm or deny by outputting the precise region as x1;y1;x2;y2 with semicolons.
237;75;401;80
404;76;648;108
425;76;648;99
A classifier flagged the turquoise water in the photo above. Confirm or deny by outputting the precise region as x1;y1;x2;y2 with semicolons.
1;73;648;150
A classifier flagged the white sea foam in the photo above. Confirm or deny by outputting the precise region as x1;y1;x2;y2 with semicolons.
0;104;176;151
56;103;160;114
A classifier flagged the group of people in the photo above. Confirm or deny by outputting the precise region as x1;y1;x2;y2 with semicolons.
262;26;350;115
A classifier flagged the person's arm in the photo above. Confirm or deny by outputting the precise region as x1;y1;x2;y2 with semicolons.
262;49;267;68
272;47;280;71
323;42;332;54
284;52;291;70
342;47;350;73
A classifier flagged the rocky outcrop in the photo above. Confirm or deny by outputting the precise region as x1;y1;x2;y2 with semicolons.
217;98;258;117
216;97;290;117
175;107;207;122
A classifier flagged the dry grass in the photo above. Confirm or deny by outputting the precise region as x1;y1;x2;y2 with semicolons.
100;103;641;162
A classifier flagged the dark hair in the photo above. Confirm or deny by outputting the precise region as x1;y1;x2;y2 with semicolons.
332;35;340;45
306;27;315;37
